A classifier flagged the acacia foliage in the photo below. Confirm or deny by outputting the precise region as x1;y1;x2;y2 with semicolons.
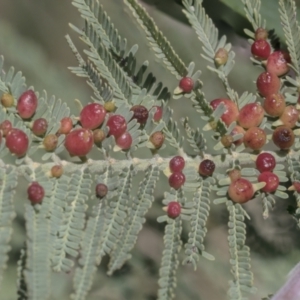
1;0;300;299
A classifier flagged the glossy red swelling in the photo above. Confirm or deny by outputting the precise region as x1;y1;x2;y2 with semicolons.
199;159;215;176
167;201;181;219
256;72;281;97
32;118;48;136
27;182;45;204
169;156;185;173
210;98;239;126
251;40;271;60
17;90;38;119
65;128;94;156
228;178;254;203
272;126;295;150
243;127;266;150
116;132;132;150
266;51;291;76
107;114;127;137
5;128;29;157
130;105;149;124
179;77;194;93
58;117;73;134
80;103;106;130
169;172;185;190
263;93;286;117
153;106;163;122
238;103;264;129
256;152;276;172
258;171;279;193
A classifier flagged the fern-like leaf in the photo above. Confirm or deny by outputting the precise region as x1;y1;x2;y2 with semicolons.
182;117;207;154
71;202;103;300
279;0;300;75
124;0;187;78
0;56;26;98
66;35;114;103
52;168;91;273
18;166;54;300
161;105;184;150
226;201;255;299
97;165;133;262
24;204;51;300
71;165;118;299
183;178;214;269
72;0;168;101
157;218;182;300
190;88;212;114
0;165;17;288
182;0;239;102
262;195;276;219
207;58;238;102
48;175;70;242
70;21;132;105
182;0;220;61
70;1;160;100
107;165;160;274
44;93;70;129
241;0;264;30
72;0;126;57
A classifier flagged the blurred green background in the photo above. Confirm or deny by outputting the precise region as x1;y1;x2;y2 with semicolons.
1;0;300;299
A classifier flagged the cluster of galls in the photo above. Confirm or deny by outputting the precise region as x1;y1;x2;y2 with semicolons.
0;91;34;157
216;100;266;150
228;152;279;203
63;102;163;154
0;89;166;158
201;28;299;151
253;28;296;150
163;157;182;220
210;95;296;151
172;30;296;151
164;156;215;219
168;155;186;190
